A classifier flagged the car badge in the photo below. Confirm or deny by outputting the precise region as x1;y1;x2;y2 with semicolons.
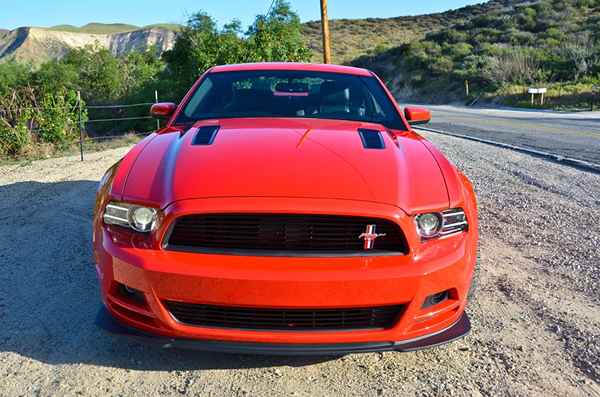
359;224;386;250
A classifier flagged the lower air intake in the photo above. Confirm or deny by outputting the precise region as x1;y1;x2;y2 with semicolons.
165;302;405;331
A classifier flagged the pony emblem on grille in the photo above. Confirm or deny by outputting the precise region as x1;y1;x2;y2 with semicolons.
358;224;387;250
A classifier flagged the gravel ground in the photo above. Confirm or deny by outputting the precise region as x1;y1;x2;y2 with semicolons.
1;132;599;397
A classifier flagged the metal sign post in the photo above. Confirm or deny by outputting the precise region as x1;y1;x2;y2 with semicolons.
528;88;547;106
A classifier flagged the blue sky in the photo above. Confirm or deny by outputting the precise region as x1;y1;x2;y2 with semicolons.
0;0;484;30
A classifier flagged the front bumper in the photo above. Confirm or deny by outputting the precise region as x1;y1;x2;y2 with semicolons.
97;306;470;355
93;197;477;351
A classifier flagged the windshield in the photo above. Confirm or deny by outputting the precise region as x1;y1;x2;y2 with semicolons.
176;70;407;129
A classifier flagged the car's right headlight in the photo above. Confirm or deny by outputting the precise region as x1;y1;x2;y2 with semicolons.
103;202;159;233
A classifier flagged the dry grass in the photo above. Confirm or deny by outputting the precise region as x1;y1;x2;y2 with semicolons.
0;133;143;165
302;16;443;64
489;82;599;111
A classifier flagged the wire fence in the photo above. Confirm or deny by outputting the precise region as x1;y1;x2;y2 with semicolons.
0;90;164;160
75;90;163;161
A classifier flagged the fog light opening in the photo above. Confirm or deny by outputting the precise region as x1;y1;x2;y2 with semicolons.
422;290;450;309
116;282;147;307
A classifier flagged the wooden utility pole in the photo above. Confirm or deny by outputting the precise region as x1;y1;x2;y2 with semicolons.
320;0;332;64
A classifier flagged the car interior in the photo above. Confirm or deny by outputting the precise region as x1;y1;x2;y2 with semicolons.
186;75;387;122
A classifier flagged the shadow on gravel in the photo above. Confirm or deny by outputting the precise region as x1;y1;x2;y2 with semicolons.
0;181;336;370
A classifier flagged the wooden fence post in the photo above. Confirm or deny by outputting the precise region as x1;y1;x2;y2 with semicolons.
155;90;160;131
78;91;83;161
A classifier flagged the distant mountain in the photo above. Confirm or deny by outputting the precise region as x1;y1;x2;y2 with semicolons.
0;25;177;65
48;22;183;34
49;23;141;34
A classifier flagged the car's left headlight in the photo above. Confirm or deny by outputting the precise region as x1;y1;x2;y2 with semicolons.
103;202;159;233
415;208;468;239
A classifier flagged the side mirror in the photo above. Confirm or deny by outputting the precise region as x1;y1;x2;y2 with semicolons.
150;102;177;119
404;107;431;125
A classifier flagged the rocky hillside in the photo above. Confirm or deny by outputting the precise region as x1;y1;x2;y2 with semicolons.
350;0;600;105
0;26;176;65
302;0;538;63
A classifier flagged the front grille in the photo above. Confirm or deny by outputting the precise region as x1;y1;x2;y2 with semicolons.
165;214;408;255
165;301;404;330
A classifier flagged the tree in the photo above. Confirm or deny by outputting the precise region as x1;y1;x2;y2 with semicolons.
61;46;122;102
162;0;311;98
245;0;312;62
33;61;79;94
0;61;31;96
162;12;225;94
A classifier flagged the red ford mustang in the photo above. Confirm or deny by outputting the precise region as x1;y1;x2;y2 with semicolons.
93;62;478;355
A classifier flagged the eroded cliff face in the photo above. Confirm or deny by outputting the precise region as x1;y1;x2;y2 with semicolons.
0;27;176;64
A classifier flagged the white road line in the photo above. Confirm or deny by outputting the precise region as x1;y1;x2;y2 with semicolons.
415;126;600;174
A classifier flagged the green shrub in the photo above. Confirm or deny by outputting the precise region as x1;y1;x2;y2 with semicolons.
0;111;31;156
36;91;83;145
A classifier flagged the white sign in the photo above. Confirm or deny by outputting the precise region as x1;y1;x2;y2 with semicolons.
528;88;547;94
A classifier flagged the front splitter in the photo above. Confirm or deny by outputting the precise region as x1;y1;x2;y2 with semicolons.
96;307;471;356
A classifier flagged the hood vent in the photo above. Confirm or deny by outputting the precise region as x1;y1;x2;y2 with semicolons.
358;129;385;149
192;126;220;145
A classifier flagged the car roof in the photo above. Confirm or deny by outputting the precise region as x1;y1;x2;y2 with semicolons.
209;62;373;77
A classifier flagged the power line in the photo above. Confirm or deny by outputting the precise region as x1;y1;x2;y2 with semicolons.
265;0;277;17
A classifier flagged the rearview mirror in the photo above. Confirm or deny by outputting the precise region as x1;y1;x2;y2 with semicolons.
404;107;431;125
150;102;177;119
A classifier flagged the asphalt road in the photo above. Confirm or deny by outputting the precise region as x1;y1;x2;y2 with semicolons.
423;105;600;165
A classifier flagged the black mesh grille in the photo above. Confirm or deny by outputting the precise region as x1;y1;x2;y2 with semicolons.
165;301;404;330
165;214;408;255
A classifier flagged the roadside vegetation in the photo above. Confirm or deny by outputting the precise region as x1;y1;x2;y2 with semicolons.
351;0;600;107
0;0;309;159
3;0;600;160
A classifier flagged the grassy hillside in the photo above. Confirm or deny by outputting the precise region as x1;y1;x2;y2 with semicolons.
49;23;140;34
302;17;433;64
143;23;183;32
301;1;534;63
350;0;600;107
48;22;182;34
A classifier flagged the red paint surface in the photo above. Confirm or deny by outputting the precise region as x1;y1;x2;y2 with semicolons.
93;63;478;345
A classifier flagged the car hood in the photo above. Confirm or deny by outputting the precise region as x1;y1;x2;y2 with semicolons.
120;118;449;213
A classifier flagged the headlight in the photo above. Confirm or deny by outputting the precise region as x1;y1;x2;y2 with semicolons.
103;202;158;232
415;213;442;238
415;208;467;239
